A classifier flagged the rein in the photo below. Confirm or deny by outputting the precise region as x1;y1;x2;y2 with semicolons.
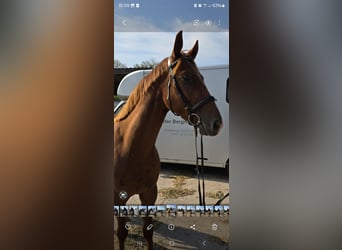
193;125;206;206
194;124;230;207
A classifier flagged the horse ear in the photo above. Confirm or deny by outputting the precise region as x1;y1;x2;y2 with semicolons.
171;30;183;60
187;40;198;60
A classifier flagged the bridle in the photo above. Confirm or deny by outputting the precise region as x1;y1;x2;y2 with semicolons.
167;57;216;127
167;56;216;206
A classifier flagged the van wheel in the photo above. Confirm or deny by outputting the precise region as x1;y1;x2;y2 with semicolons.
225;159;229;179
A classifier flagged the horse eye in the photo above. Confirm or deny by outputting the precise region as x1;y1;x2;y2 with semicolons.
181;74;191;81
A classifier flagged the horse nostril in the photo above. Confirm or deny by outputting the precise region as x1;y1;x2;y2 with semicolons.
213;119;222;132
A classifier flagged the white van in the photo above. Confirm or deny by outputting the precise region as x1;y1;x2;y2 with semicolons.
114;65;229;169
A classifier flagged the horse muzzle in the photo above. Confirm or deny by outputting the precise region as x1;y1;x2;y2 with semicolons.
199;115;223;136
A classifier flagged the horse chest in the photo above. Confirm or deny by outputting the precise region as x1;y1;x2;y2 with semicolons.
115;147;160;193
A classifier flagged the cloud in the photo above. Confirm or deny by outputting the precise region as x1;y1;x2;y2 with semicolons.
114;15;228;33
172;18;228;32
114;32;229;67
114;32;173;66
181;32;229;66
114;15;162;32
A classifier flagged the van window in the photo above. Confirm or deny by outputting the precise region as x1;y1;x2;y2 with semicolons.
226;78;229;103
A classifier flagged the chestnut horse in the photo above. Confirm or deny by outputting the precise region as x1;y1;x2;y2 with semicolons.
114;31;223;249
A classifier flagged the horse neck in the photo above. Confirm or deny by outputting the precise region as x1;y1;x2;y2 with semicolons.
125;74;169;152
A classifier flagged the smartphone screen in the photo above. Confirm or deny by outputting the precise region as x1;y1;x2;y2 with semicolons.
114;1;229;249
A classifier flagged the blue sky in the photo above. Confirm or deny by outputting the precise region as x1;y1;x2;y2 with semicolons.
114;0;229;67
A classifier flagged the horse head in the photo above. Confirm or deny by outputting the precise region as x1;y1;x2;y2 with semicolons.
165;31;223;136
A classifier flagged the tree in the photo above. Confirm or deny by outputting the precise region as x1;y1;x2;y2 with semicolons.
114;59;127;68
133;59;158;69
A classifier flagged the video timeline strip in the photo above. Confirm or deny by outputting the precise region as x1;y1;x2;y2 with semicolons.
114;204;230;217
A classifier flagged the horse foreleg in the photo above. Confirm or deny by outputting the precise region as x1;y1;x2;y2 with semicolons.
142;216;154;250
139;184;157;250
114;191;129;250
117;217;128;250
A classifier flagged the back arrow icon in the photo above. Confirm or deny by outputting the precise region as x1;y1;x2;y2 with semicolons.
122;19;127;26
202;240;206;246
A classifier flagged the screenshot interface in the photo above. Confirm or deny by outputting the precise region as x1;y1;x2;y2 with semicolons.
114;1;229;249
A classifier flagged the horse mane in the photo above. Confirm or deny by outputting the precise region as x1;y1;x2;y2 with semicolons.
114;58;168;122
